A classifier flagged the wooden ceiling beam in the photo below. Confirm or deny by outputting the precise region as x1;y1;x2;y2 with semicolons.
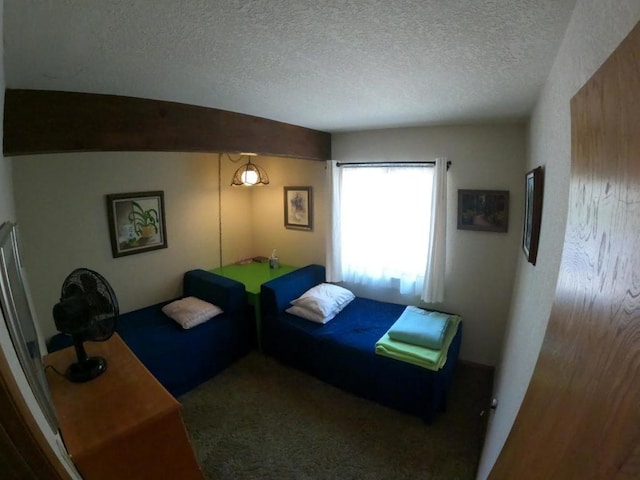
3;89;331;161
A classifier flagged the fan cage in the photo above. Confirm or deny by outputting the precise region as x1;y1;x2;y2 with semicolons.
60;268;119;341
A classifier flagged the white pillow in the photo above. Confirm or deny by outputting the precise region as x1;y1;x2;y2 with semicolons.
288;283;355;323
162;296;223;329
285;305;333;324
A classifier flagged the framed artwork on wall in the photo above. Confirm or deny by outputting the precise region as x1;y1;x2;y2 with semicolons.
523;166;544;265
457;189;510;232
284;186;313;231
106;191;168;258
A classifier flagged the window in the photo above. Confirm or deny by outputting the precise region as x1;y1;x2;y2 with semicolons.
327;159;447;302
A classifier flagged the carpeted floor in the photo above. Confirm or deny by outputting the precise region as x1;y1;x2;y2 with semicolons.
180;352;493;480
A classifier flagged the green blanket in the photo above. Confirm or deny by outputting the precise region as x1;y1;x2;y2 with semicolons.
375;310;461;371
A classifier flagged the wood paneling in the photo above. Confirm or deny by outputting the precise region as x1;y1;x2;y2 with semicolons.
3;89;331;161
0;341;70;480
0;418;38;479
489;21;640;479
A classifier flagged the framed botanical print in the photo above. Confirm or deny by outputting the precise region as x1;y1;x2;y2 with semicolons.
106;191;168;258
284;187;312;231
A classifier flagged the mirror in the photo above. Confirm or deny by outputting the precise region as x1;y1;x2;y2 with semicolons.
0;222;58;431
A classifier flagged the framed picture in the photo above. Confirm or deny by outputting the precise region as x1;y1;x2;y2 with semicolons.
284;186;313;230
457;189;509;232
523;166;544;265
106;191;168;258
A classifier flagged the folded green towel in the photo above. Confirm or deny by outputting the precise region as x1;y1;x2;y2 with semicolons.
387;306;450;349
375;311;461;371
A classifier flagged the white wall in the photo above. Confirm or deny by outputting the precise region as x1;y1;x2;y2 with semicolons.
477;2;640;478
0;2;80;477
250;156;327;267
0;145;14;223
13;152;236;340
333;124;526;366
0;20;14;223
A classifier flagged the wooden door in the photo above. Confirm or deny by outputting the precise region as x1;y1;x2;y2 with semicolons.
0;345;70;480
489;21;640;479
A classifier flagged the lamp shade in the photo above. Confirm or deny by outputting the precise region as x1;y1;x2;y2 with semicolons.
231;159;269;186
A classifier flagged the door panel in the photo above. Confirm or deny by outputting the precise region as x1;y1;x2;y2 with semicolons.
489;21;640;479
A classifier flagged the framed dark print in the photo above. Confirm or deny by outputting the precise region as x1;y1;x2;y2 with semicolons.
106;191;168;258
457;190;509;232
523;166;544;265
284;186;313;230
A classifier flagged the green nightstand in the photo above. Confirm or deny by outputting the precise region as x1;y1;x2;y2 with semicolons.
211;262;298;350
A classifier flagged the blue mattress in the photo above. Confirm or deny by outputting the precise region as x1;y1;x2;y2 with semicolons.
49;269;250;398
119;301;247;397
261;265;462;422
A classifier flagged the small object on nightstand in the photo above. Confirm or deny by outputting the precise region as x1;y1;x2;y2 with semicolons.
269;249;279;269
235;258;254;265
252;256;269;263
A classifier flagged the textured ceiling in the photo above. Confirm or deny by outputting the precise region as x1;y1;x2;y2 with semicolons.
4;1;576;132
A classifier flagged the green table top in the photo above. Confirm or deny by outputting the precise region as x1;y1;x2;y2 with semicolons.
211;262;298;294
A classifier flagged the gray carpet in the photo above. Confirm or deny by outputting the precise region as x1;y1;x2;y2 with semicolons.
180;352;493;480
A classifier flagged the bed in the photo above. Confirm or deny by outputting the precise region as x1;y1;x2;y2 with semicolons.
48;269;250;397
260;264;462;422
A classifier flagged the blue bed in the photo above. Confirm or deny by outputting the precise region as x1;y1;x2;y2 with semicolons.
48;269;250;397
260;264;462;422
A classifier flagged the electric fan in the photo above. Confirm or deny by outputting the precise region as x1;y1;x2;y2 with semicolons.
52;268;119;382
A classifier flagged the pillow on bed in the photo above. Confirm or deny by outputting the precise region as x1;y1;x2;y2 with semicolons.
287;283;355;323
285;305;334;324
162;296;223;329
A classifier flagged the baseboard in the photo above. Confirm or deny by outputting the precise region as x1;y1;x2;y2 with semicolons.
458;359;495;372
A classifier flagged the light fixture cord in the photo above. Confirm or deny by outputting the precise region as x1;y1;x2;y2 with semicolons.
218;153;223;268
224;152;246;164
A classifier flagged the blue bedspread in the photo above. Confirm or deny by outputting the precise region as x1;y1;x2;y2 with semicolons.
260;264;462;422
48;270;250;398
115;301;247;397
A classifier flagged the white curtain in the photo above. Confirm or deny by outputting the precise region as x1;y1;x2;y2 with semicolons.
326;160;342;282
421;157;447;303
327;161;437;297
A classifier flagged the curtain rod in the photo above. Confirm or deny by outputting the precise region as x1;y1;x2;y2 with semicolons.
336;160;451;170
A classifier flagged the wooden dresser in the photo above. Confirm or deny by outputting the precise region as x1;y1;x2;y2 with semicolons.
44;333;203;480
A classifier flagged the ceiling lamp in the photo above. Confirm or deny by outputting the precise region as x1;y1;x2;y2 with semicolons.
231;155;270;186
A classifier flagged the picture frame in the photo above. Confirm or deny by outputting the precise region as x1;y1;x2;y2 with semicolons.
457;189;510;232
523;166;544;265
284;186;313;231
106;191;168;258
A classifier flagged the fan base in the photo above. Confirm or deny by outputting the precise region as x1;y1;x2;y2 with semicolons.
65;356;107;383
